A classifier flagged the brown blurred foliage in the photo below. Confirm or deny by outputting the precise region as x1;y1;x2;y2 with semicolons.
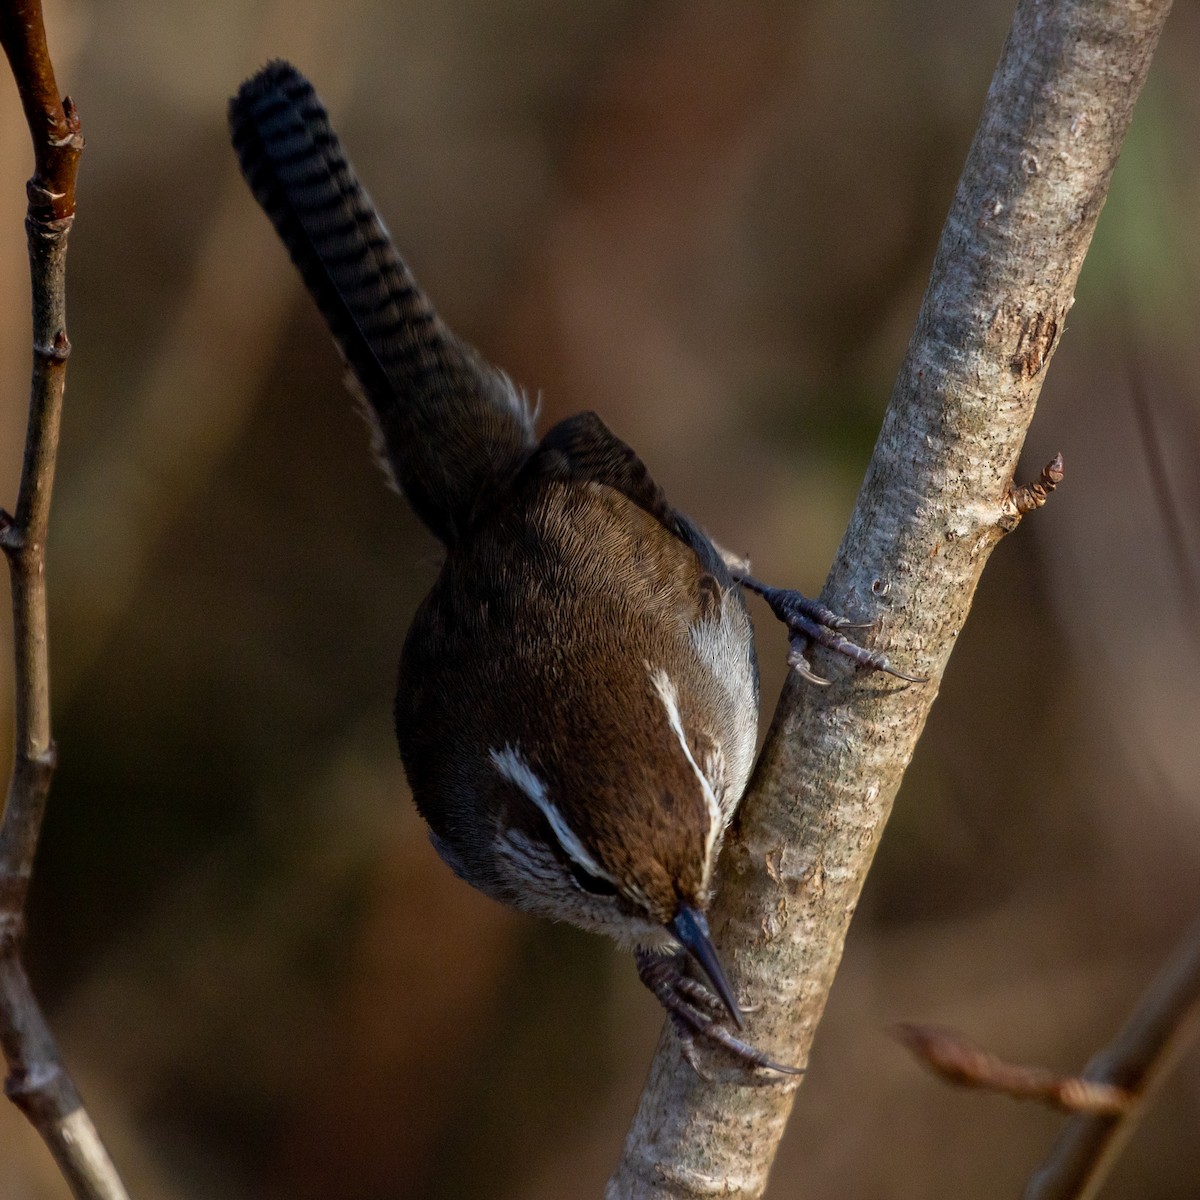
1;1;1199;1197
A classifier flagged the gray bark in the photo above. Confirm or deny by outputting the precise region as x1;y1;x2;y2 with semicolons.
608;0;1175;1195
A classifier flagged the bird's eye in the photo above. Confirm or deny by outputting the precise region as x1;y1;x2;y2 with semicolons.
568;859;618;896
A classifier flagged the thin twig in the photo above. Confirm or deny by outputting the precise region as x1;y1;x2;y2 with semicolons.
0;2;131;1197
1024;915;1200;1200
0;0;80;222
893;1023;1132;1115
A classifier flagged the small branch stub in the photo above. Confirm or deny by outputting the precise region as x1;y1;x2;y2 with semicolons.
36;329;71;364
0;508;19;555
1000;452;1065;531
893;1023;1132;1116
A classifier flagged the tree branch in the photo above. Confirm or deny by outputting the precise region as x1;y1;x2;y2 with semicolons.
1024;914;1200;1200
608;0;1174;1195
893;1023;1133;1116
0;2;130;1196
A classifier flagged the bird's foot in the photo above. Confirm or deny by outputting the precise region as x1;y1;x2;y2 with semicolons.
635;949;802;1076
730;569;925;685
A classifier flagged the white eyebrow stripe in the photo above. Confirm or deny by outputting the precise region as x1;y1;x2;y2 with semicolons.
647;666;723;884
489;745;617;884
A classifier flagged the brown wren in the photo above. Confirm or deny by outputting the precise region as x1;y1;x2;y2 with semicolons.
228;62;916;1073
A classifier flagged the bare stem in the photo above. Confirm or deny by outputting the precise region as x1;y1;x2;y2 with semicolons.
0;0;81;221
0;2;130;1197
609;0;1174;1196
893;1023;1132;1116
1024;915;1200;1200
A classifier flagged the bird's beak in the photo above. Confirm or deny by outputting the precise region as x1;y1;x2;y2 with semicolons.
670;906;744;1028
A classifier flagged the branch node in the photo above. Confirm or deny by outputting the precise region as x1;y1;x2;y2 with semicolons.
61;94;80;132
25;208;73;242
29;741;58;775
6;1059;60;1100
999;452;1065;531
5;1060;78;1126
0;510;21;555
33;331;71;363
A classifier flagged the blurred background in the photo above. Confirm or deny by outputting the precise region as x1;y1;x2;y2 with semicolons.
0;0;1198;1196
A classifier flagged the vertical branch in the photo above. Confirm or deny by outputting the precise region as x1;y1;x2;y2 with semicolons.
609;0;1174;1196
0;2;131;1196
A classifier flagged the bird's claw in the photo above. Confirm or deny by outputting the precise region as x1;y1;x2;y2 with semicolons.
732;571;926;684
635;950;803;1076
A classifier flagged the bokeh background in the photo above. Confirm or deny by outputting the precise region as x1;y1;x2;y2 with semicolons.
1;1;1198;1196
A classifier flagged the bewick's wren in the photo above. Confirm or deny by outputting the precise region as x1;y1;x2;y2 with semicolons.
229;62;917;1073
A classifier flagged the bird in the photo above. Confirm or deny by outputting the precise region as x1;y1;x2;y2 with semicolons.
228;60;917;1073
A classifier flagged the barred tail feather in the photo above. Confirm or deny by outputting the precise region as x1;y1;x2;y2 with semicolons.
229;60;535;544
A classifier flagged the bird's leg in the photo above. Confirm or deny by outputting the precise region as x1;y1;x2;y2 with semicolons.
635;949;803;1076
724;561;925;685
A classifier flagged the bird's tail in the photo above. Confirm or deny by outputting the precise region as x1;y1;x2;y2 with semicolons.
229;60;535;545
